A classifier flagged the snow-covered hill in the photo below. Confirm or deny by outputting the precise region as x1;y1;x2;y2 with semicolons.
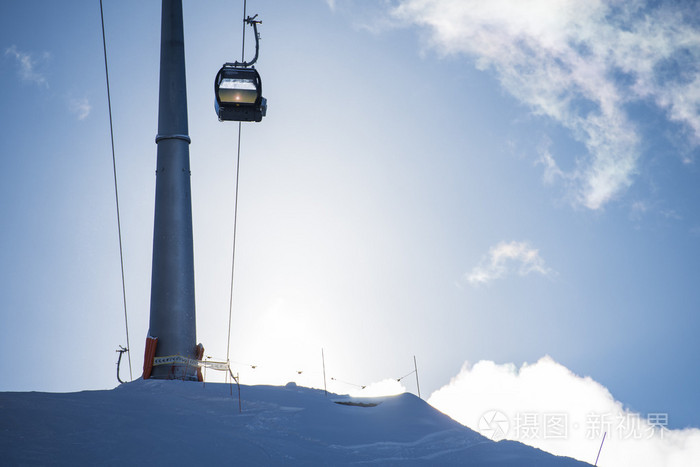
0;379;592;465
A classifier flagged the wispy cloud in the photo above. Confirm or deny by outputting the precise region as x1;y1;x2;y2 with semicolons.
466;241;551;286
391;0;700;210
429;357;700;466
536;137;569;185
4;45;49;88
68;97;91;120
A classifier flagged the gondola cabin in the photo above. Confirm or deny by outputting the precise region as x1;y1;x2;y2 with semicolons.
215;65;267;122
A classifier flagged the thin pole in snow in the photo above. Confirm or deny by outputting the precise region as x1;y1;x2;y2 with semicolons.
237;372;242;413
322;348;328;397
595;431;606;465
414;355;421;399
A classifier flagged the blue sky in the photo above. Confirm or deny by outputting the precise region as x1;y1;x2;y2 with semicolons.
1;0;700;462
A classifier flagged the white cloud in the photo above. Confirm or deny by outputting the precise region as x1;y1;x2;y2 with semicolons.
466;241;551;286
537;139;567;185
428;357;700;466
4;45;49;87
391;0;700;210
68;97;91;120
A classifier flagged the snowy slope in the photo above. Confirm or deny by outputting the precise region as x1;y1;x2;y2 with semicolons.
0;380;592;466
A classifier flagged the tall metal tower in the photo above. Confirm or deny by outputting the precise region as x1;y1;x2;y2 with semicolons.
146;0;198;380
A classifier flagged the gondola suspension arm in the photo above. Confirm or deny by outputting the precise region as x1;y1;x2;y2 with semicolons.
229;15;261;68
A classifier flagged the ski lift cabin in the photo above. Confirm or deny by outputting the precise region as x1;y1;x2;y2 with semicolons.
215;65;266;122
